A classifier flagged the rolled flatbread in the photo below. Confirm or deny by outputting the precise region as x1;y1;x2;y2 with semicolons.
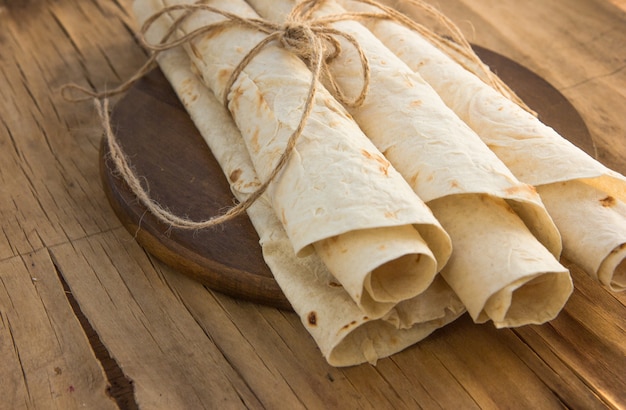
248;0;573;327
133;0;452;317
349;0;626;291
134;7;466;366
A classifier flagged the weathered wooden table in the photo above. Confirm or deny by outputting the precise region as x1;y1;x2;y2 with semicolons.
1;0;625;408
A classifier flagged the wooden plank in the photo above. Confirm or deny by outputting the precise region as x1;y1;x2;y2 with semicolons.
410;319;565;409
50;228;266;409
504;263;626;409
500;328;608;410
0;0;135;252
161;270;317;409
0;251;116;409
172;274;459;409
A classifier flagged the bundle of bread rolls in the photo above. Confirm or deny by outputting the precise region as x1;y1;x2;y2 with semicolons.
130;0;625;366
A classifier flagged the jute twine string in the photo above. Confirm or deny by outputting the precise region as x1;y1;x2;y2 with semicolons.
311;0;535;115
65;0;533;232
65;1;372;230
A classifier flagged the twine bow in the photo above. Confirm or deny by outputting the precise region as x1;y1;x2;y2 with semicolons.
65;0;533;232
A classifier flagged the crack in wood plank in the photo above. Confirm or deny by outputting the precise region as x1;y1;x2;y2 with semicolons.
49;250;139;410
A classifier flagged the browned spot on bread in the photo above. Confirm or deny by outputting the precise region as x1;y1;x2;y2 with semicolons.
256;92;265;115
340;320;358;331
361;149;390;176
505;184;538;196
410;99;423;107
250;128;260;153
229;169;242;183
600;196;616;207
384;211;397;219
328;281;342;288
218;68;231;85
307;311;317;326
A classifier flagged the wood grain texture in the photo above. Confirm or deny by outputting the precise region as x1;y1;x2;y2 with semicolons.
0;252;117;409
1;0;625;409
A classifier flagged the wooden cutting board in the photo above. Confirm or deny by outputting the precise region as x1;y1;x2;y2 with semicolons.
102;46;593;310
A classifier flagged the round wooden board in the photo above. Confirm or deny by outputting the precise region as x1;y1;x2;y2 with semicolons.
102;46;593;310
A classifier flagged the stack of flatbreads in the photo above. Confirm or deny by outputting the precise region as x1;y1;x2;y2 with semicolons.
130;0;625;366
343;0;626;292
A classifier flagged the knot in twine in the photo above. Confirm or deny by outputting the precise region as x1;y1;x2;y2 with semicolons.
279;22;341;64
281;24;321;60
64;0;534;232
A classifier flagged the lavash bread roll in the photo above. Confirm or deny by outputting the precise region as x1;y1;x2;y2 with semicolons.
134;0;452;317
134;10;466;366
348;0;626;291
248;0;573;327
250;196;465;366
538;181;626;290
429;194;568;324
